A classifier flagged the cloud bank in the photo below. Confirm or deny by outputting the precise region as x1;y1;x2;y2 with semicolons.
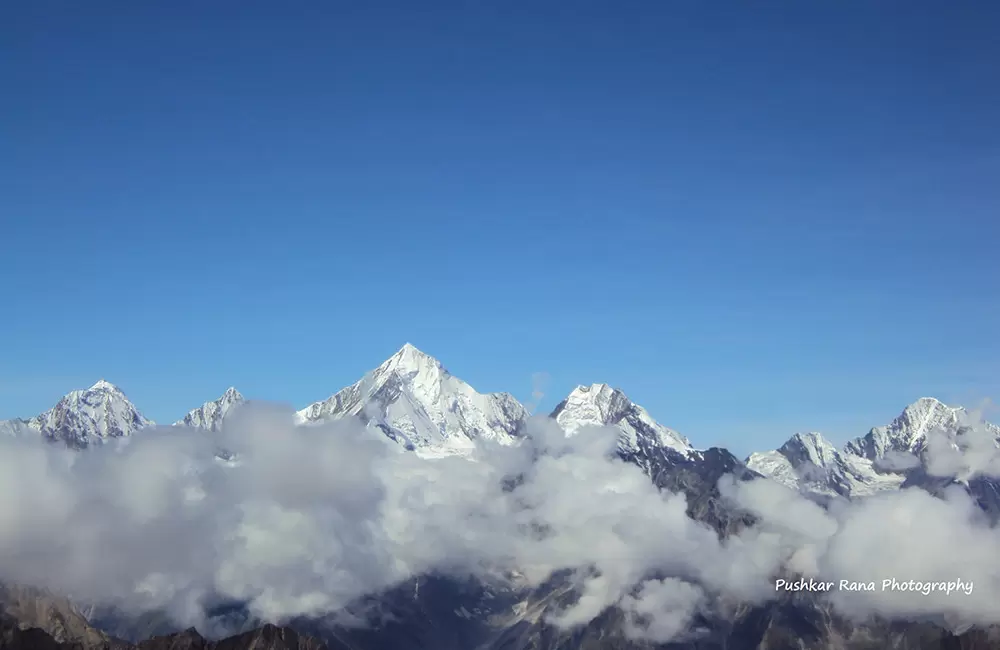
1;403;999;643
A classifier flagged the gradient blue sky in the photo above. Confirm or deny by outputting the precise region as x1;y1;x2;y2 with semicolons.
2;1;998;457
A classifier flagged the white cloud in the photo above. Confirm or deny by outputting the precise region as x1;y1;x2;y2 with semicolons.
621;578;705;643
1;404;999;641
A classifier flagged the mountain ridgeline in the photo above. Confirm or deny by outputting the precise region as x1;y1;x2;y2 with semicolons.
2;343;999;650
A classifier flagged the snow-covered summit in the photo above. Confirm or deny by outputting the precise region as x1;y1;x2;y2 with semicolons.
746;430;905;498
550;384;695;464
845;397;966;461
745;432;840;492
175;387;245;431
295;344;528;455
745;398;1000;499
0;380;154;449
779;432;840;468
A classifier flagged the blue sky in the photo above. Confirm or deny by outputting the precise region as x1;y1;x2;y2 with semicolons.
2;1;998;457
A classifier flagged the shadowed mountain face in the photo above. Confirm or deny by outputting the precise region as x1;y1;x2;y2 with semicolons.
644;447;760;538
0;617;330;650
0;585;112;649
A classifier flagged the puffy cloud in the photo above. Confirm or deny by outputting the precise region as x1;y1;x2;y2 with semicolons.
820;486;1000;624
719;416;1000;628
1;404;999;642
923;410;1000;480
621;578;705;643
874;450;921;472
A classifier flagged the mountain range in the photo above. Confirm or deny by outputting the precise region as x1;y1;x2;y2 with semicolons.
2;343;994;498
2;343;999;650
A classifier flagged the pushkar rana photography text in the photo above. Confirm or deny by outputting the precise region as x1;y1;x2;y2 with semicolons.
776;578;975;596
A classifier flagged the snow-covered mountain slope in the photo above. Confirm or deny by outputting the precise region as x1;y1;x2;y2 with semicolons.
0;380;153;449
174;387;245;431
747;398;1000;499
295;344;528;456
746;432;905;499
3;351;993;508
844;396;992;461
550;384;696;467
746;434;833;494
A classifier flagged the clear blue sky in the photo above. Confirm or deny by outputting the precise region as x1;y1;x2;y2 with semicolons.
2;1;998;457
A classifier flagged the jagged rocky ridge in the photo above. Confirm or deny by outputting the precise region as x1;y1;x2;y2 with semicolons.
3;344;1000;649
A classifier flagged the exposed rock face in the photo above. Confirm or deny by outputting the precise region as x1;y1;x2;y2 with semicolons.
1;616;87;650
0;584;111;649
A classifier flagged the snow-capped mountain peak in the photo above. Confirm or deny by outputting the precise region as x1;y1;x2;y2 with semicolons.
551;383;695;461
295;344;528;455
554;384;625;427
385;342;442;374
779;432;840;468
745;399;988;500
12;380;154;448
175;387;245;431
746;428;907;499
844;397;965;461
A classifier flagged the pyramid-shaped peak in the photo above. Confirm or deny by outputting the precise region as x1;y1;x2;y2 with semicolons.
383;343;444;373
222;387;244;400
295;343;527;452
27;378;152;447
